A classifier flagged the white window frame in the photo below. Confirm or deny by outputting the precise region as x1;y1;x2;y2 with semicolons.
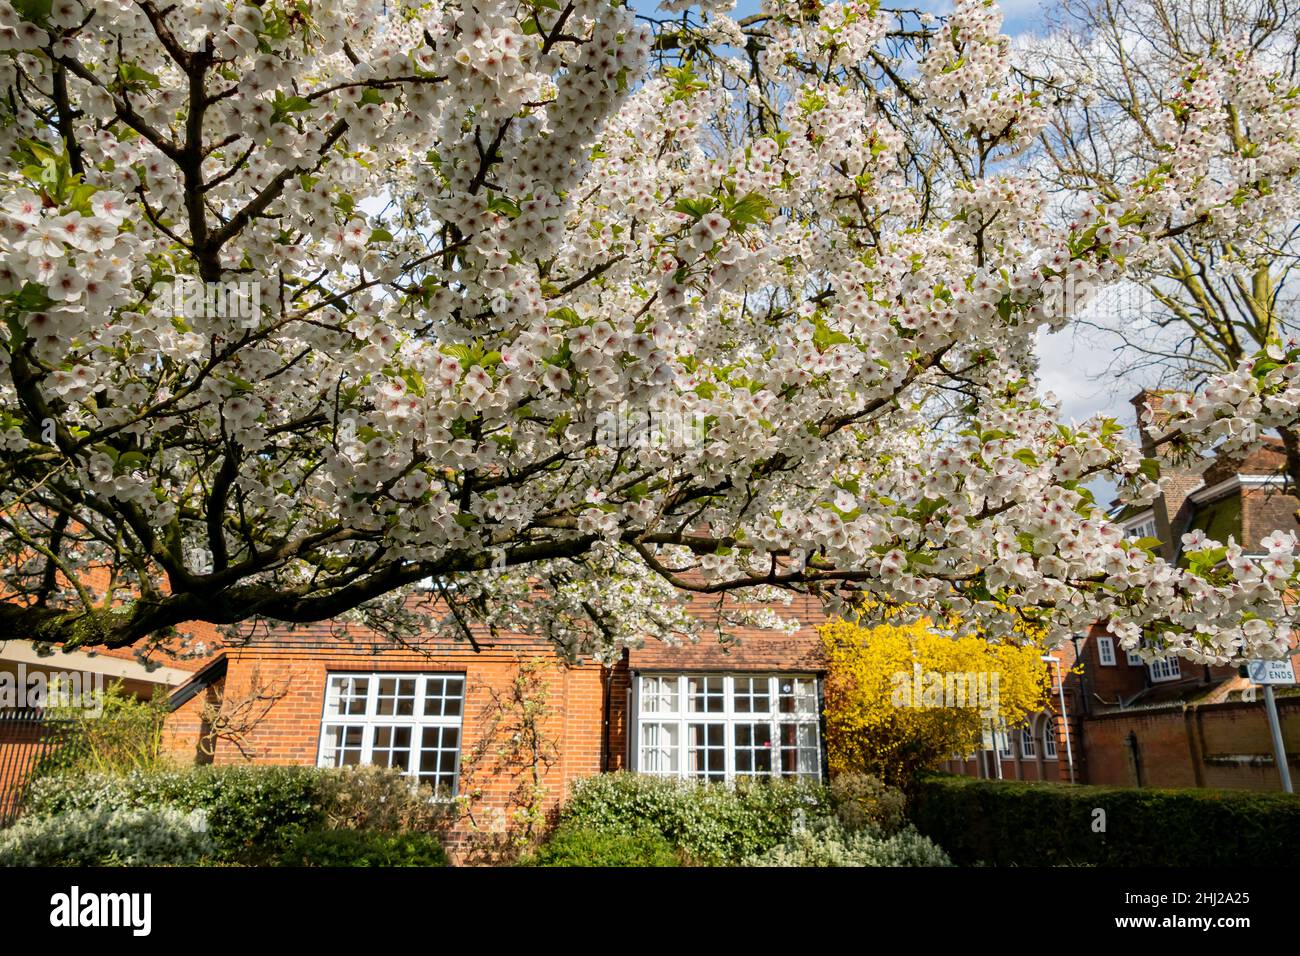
1019;725;1037;759
1042;718;1058;759
1126;648;1143;667
1148;655;1182;683
632;673;822;782
1097;636;1117;666
1125;516;1158;541
317;671;465;796
996;721;1013;759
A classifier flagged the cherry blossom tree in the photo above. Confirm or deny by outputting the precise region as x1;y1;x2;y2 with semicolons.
1033;0;1300;486
1;0;1298;668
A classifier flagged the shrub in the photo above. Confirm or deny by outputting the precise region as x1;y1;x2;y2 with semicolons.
281;829;448;867
525;826;680;867
744;819;951;867
910;774;1300;867
559;772;835;864
829;773;907;835
34;681;171;776
820;616;1050;786
0;807;213;866
316;765;452;832
23;766;325;863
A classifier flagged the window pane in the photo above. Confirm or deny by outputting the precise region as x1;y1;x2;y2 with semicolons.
687;677;724;714
1021;727;1036;757
640;722;680;774
376;677;417;716
778;722;818;777
687;723;726;781
372;725;413;771
734;722;773;775
423;676;465;717
319;672;465;796
778;678;817;715
418;726;460;796
733;677;771;715
634;675;823;783
326;676;370;717
641;676;679;715
321;724;365;766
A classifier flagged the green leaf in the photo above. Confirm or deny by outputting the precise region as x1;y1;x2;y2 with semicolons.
400;369;425;397
1187;547;1228;576
440;344;474;368
116;451;148;475
271;93;315;124
116;62;162;92
486;195;520;219
673;197;717;219
10;0;52;23
722;192;771;229
13;282;53;312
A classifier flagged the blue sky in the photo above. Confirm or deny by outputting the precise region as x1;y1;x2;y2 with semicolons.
659;0;1050;36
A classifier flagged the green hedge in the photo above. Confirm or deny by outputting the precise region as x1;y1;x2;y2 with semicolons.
24;766;324;863
22;765;450;865
526;826;681;867
910;774;1300;867
281;829;448;867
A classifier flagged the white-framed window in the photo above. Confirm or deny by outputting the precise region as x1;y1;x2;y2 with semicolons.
1126;649;1143;667
634;674;821;781
1097;636;1117;666
1148;655;1182;682
1125;516;1158;541
995;720;1013;759
318;672;465;796
1042;718;1058;759
1020;725;1036;758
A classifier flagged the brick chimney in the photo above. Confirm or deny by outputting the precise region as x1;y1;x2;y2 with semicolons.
1132;389;1203;560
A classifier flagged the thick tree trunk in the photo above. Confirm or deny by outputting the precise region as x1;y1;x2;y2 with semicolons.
1275;424;1300;525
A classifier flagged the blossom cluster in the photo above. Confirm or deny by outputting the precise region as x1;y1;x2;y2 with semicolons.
0;0;1297;665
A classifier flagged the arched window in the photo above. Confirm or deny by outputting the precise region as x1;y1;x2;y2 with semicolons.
1042;715;1058;759
1020;725;1036;758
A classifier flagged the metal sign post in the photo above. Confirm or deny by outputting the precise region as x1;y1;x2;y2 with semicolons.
1246;659;1295;794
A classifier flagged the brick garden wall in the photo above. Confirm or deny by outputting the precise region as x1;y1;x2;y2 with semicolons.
1082;697;1300;791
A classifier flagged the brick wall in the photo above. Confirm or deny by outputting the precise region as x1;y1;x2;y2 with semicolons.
1242;484;1300;550
163;642;624;854
1131;390;1204;558
1082;697;1300;791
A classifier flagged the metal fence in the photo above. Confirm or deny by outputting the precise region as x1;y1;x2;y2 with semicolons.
0;708;76;827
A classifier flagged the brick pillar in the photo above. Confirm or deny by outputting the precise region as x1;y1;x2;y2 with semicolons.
1132;389;1203;560
1183;706;1207;788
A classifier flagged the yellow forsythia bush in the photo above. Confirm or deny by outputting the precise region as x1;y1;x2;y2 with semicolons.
820;616;1050;787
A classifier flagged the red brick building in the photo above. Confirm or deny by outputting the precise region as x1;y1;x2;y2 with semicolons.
946;390;1300;791
153;590;830;851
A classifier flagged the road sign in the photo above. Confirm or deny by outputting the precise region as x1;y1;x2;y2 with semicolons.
1246;659;1296;686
